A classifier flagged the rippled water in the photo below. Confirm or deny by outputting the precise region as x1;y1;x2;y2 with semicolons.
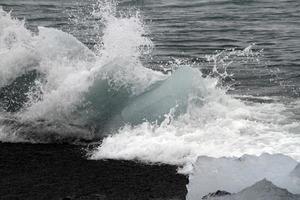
2;0;300;98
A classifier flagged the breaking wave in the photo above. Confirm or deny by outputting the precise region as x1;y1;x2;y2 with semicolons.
0;4;166;142
0;1;299;162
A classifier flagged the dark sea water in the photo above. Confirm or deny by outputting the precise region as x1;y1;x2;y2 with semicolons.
0;0;300;199
2;0;300;97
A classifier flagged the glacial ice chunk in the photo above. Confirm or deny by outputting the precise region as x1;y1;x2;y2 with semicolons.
121;67;205;124
187;154;300;200
202;179;300;200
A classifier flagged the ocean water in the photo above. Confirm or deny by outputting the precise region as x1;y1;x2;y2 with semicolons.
0;0;300;199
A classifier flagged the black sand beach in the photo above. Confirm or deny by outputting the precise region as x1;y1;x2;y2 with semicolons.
0;143;187;200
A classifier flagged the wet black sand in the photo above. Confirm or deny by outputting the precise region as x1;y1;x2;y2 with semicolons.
0;143;187;200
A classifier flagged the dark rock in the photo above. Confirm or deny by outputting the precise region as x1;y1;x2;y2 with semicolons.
62;197;73;200
0;142;188;200
61;194;107;200
202;190;231;199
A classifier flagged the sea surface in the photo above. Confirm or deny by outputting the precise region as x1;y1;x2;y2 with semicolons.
0;0;300;199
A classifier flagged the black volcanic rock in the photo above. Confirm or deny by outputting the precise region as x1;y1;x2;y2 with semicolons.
202;190;231;199
61;194;107;200
0;143;188;200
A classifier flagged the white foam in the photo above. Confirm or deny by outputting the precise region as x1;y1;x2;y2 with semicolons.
92;76;300;172
0;8;37;87
89;23;299;168
0;5;165;135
